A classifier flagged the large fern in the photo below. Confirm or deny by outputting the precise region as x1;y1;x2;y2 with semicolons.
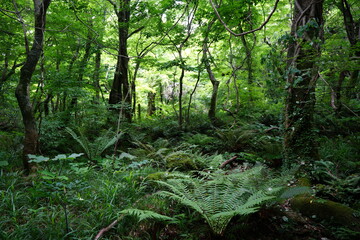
66;127;122;160
155;166;282;235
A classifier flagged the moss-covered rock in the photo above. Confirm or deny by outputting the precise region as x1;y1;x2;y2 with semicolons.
164;152;200;171
290;196;360;231
147;172;169;181
297;177;312;187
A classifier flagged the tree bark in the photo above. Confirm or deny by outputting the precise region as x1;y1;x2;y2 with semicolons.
284;0;323;165
337;0;360;100
203;42;219;125
93;47;102;103
108;0;132;122
203;19;220;125
239;25;254;101
15;0;51;173
178;57;185;128
71;27;93;110
147;92;156;116
131;60;140;116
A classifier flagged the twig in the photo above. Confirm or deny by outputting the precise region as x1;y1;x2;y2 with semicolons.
220;155;238;169
94;193;155;239
94;219;119;240
264;126;280;133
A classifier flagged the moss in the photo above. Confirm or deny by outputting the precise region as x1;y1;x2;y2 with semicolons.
164;152;199;171
290;196;360;231
297;177;312;187
147;172;168;181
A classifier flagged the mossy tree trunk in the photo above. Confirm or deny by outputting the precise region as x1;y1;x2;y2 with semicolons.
15;0;51;173
284;0;324;166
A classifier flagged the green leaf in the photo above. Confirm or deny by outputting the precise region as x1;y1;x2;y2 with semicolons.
0;161;9;167
53;154;67;161
119;152;137;160
28;155;50;163
68;153;84;159
56;175;69;181
39;170;56;176
280;186;313;199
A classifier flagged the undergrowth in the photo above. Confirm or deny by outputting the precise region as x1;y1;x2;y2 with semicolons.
1;116;359;239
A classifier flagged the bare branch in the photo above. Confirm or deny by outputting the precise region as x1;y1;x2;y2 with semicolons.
209;0;280;37
94;219;119;240
127;26;144;39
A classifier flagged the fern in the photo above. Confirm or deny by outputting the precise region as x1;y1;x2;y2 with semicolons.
155;166;283;235
120;208;174;223
66;127;122;160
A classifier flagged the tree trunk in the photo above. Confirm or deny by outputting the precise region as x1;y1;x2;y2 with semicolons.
239;26;254;100
71;27;93;109
93;47;102;103
15;0;51;173
203;19;220;125
178;61;184;128
203;45;219;125
284;0;324;166
337;0;360;100
147;92;156;116
131;61;141;116
186;65;201;124
108;0;132;122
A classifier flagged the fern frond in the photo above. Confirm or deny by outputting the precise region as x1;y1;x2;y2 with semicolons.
97;131;123;156
120;208;174;222
157;190;206;217
154;166;282;236
66;127;122;160
66;127;90;158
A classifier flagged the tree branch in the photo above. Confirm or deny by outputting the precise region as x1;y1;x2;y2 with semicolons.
94;219;119;240
127;26;144;39
209;0;280;37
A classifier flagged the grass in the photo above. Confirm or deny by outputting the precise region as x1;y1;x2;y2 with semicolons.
0;162;156;239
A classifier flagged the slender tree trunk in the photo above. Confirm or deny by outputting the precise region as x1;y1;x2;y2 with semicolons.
239;26;254;100
203;19;220;125
15;0;51;173
337;0;360;100
178;58;185;128
71;28;93;112
108;0;132;122
333;71;347;114
93;47;102;103
131;61;141;116
147;92;156;116
284;0;323;165
203;43;219;125
63;39;80;115
186;65;201;124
